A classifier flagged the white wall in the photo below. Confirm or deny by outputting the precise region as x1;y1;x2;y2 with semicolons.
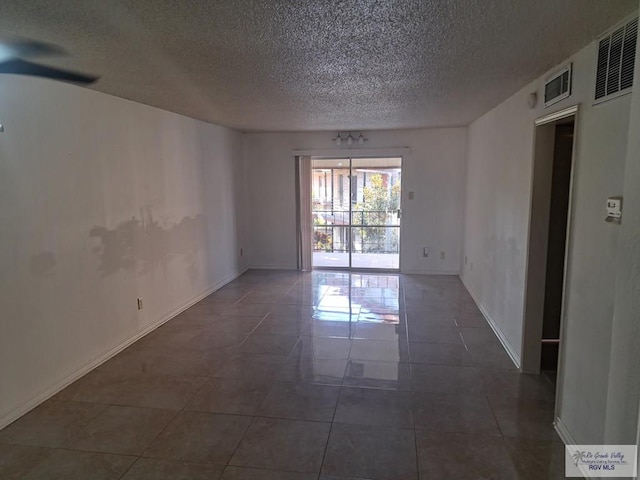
0;76;247;429
606;1;640;445
243;129;467;274
461;17;634;444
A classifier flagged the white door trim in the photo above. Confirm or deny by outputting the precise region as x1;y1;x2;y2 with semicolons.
293;147;411;158
535;105;579;126
521;104;579;373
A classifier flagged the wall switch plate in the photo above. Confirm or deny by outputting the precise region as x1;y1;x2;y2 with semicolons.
440;251;446;259
408;191;415;200
606;196;622;223
137;298;143;310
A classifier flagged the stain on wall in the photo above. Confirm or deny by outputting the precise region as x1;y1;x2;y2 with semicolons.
29;251;56;276
89;209;206;277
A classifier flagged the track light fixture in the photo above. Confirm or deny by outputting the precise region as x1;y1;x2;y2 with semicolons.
333;131;367;146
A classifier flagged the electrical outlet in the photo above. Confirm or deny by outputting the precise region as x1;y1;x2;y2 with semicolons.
137;297;143;310
440;251;445;260
423;247;429;257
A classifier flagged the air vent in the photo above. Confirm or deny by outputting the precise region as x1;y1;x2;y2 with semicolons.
595;17;638;102
544;65;572;107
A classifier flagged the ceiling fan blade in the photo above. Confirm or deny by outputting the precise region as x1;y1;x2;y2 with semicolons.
0;38;67;59
0;59;98;84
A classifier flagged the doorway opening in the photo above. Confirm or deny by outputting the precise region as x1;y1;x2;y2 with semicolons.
522;106;577;384
311;157;402;270
540;120;574;379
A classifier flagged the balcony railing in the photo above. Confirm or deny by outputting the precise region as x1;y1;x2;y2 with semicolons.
313;209;400;254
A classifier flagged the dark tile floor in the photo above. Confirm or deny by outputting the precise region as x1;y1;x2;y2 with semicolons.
0;270;566;479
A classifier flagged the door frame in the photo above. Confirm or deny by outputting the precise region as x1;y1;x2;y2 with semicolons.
521;105;579;386
303;150;407;272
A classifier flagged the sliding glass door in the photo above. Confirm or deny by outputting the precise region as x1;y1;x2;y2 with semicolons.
350;157;401;269
312;158;351;268
312;157;401;270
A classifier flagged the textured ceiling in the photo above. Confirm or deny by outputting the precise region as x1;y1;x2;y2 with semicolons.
0;0;637;131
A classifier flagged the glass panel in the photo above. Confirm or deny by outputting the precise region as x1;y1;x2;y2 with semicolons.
312;158;351;268
311;157;402;270
351;227;400;269
350;157;401;269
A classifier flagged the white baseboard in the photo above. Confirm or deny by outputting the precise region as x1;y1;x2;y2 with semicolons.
555;418;601;479
0;267;248;431
248;266;461;275
459;276;521;369
554;416;576;445
248;264;298;270
402;269;460;275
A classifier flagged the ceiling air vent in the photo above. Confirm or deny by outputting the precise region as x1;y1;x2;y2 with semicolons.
544;64;572;107
595;17;638;102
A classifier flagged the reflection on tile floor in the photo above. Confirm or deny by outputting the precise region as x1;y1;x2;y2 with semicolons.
0;270;564;479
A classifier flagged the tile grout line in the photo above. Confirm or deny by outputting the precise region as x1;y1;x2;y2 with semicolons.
12;270;551;478
195;274;308;476
224;414;258;474
317;388;340;477
121;281;269;479
402;275;423;480
0;442;56;479
213;274;327;476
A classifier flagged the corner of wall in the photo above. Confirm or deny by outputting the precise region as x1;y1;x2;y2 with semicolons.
0;266;247;431
459;275;521;368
